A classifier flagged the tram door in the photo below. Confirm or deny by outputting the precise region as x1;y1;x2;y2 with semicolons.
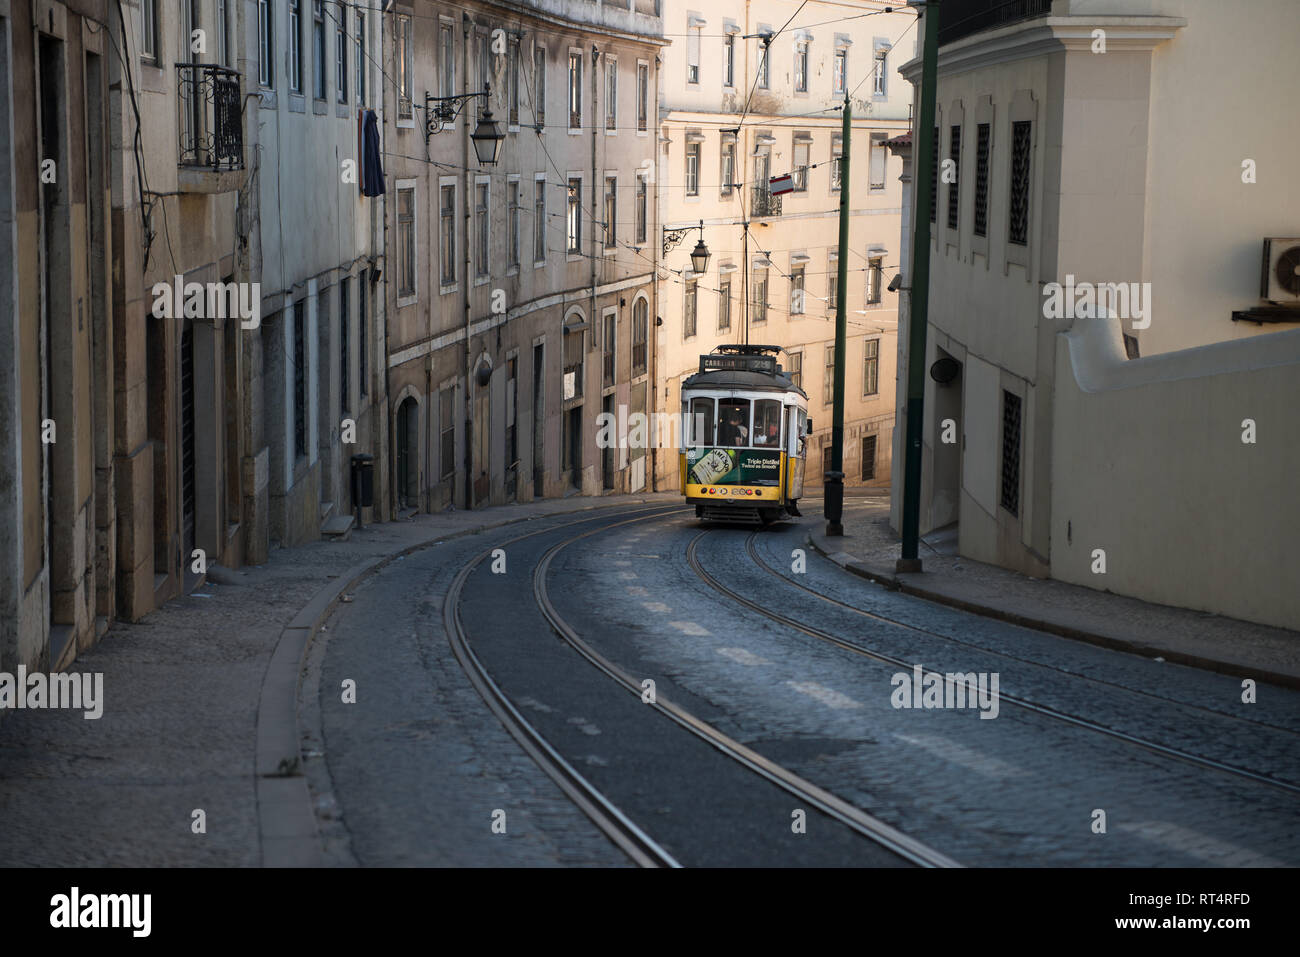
788;407;807;499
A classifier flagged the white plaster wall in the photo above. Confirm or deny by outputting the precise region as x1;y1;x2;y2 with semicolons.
961;351;999;517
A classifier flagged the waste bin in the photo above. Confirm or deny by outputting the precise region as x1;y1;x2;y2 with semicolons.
351;454;374;528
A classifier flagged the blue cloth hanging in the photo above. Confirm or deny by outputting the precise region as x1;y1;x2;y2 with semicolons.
361;109;385;197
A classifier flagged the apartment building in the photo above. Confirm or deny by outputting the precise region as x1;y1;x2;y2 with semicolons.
892;0;1300;628
383;1;664;511
250;0;387;546
655;0;915;491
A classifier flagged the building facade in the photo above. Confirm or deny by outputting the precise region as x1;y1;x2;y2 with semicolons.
655;0;914;492
383;0;664;512
891;0;1300;628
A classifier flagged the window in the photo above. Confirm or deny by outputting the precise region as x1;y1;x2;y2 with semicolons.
509;39;520;126
823;344;835;405
790;263;806;314
1009;120;1032;246
752;266;768;324
217;0;230;66
831;136;842;191
862;338;879;396
294;301;307;456
861;434;877;481
397;14;412;117
440;24;455;102
477;32;490;120
534;178;546;262
723;34;735;87
685;143;700;196
720;138;736;196
793;139;809;192
868;256;882;304
335;8;347;104
603;312;616;387
604;177;617;249
563;328;584;400
566;178;582;252
440;387;456;478
787;352;802;389
873;48;887;96
475;182;489;278
688;397;715;447
947;125;961;230
717;398;751;448
827;251;838;312
870;133;887;190
632;299;648;377
1001;391;1022;515
257;0;272;86
636;63;648;131
397;186;415;298
355;8;365;105
534;45;546;126
754;399;782;448
687;26;700;84
929;125;938;222
440;184;456;285
718;277;731;332
313;1;326;100
757;36;770;89
684;279;697;338
359;276;368;398
974;122;991;238
568;52;582;129
635;175;647;244
794;42;808;93
141;0;158;61
605;57;617;131
289;0;302;93
508;181;520;267
833;48;846;94
339;277;350;414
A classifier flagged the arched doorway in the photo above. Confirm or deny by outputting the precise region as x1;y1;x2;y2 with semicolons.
395;396;419;511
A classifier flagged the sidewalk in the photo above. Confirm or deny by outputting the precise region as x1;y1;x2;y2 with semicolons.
0;493;677;867
806;491;1300;689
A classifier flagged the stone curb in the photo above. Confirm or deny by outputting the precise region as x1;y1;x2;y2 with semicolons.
805;532;1300;692
253;496;669;867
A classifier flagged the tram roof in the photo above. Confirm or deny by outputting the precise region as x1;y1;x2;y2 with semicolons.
681;368;808;397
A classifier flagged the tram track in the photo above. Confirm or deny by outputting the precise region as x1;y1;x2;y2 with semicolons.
683;528;1300;797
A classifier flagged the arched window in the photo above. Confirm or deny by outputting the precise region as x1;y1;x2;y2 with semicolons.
632;297;648;377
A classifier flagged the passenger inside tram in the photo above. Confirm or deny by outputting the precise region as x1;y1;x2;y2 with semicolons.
717;400;750;447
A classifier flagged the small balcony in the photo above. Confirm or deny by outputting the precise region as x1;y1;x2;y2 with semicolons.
177;63;246;193
937;0;1053;47
751;188;782;218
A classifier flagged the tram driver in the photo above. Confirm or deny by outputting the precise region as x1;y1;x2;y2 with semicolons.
719;407;749;447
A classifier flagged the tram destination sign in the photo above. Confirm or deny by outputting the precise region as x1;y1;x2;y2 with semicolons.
687;448;782;486
700;354;777;374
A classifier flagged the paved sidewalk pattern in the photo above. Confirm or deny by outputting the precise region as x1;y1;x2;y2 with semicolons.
806;493;1300;688
0;494;675;867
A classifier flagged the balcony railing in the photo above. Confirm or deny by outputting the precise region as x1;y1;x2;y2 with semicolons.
937;0;1053;48
750;188;782;218
177;63;244;171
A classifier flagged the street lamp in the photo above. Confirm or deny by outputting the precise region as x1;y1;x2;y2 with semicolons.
663;220;711;273
423;86;505;166
470;109;505;166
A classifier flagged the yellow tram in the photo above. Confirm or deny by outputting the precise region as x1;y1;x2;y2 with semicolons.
679;345;810;524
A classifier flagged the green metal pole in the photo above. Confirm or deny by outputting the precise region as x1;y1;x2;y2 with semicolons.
825;93;851;536
899;0;940;571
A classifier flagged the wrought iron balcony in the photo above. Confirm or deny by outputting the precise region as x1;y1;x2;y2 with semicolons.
750;188;782;218
938;0;1053;48
177;63;244;171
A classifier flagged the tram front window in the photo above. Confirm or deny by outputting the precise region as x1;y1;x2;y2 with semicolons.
687;398;715;447
753;399;782;447
717;399;751;447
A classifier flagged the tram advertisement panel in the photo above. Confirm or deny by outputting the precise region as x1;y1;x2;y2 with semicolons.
686;448;782;486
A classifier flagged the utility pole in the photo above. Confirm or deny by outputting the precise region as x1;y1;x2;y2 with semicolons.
825;92;851;536
898;0;940;571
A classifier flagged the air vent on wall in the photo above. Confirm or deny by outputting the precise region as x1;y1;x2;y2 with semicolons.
1261;238;1300;303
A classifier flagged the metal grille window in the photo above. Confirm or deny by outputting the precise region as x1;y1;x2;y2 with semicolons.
831;136;842;191
823;344;834;405
947;125;961;230
632;299;648;377
293;302;306;457
1000;390;1022;516
257;0;272;85
397;187;415;297
534;179;546;261
605;57;617;131
794;42;808;92
568;52;582;129
1009;120;1032;246
929;126;938;222
355;8;365;105
566;179;582;253
870;133;887;190
635;176;647;244
793;140;809;192
863;338;879;396
684;279;697;338
720;140;736;196
974;122;990;237
509;39;520;126
440;185;456;285
724;35;735;87
833;49;846;94
718;277;731;331
440;387;455;478
868;256;882;304
790;264;805;314
861;434;877;481
752;266;768;324
508;181;520;267
685;143;700;196
335;8;347;103
534;45;545;125
787;351;802;389
475;182;489;278
289;0;302;92
339;277;350;414
636;63;648;131
827;252;838;311
441;24;455;102
313;1;326;100
396;13;411;117
604;177;616;248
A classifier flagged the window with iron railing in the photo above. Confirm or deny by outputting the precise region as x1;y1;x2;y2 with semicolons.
177;63;244;171
1009;120;1032;245
974;122;990;237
